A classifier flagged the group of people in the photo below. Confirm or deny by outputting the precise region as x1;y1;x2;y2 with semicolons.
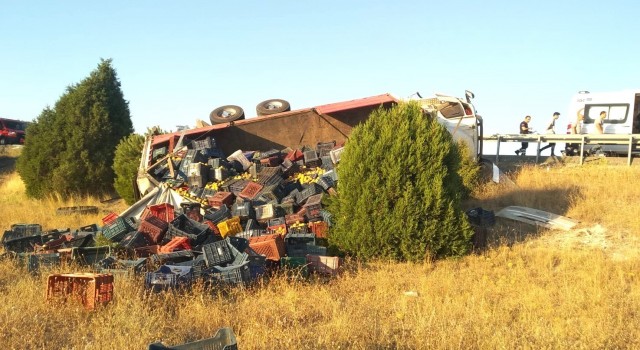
515;110;607;156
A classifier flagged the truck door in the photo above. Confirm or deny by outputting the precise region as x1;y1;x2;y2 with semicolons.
421;96;479;159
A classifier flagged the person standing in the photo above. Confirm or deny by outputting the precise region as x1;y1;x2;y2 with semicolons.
595;111;606;134
515;115;532;156
538;112;560;156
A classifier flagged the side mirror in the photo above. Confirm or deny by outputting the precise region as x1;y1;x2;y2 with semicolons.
465;90;475;103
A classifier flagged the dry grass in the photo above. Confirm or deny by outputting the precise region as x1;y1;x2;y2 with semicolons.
2;153;640;349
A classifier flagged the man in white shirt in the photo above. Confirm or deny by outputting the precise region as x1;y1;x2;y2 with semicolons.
538;112;560;156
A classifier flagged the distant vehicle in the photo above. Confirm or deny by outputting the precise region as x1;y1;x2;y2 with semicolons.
565;90;640;154
0;118;28;145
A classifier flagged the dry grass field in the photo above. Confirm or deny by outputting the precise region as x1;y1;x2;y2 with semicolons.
1;147;640;349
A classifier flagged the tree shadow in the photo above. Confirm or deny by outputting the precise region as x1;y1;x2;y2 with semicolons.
0;152;17;175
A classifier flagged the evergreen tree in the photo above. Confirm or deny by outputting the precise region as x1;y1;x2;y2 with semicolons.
17;59;133;198
327;102;474;261
113;133;145;205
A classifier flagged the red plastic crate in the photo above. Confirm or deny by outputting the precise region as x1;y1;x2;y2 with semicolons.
249;234;285;262
141;203;176;223
285;213;306;225
207;192;235;209
239;182;263;200
46;273;114;310
101;212;119;226
135;245;160;257
159;237;191;253
138;216;169;244
309;221;329;239
285;149;304;162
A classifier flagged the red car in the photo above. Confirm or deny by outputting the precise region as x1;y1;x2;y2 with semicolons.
0;118;28;145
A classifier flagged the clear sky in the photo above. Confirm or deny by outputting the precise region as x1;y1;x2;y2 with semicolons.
2;0;639;138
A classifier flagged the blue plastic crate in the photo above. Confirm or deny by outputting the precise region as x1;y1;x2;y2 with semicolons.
150;250;195;266
27;253;60;273
144;265;193;292
71;246;111;266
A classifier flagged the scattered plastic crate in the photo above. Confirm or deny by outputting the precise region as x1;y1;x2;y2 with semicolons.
217;217;243;238
248;234;285;262
3;234;43;254
285;212;306;225
247;255;267;278
208;192;235;209
119;231;151;251
148;327;238;350
145;265;193;293
138;216;169;244
255;203;275;222
303;193;323;220
163;225;198;245
150;250;195;266
288;223;309;235
28;253;60;274
135;245;160;258
239;182;263;200
201;240;234;267
204;205;232;224
296;183;322;205
46;273;114;310
171;215;210;243
231;201;255;220
306;255;342;276
102;217;134;242
280;256;309;278
160;237;192;253
71;246;111;266
316;141;336;157
267;223;287;236
101;212;119;227
142;203;176;223
309;221;329;239
178;149;207;180
329;146;344;164
227;150;252;171
11;223;42;237
192;136;216;151
203;261;251;286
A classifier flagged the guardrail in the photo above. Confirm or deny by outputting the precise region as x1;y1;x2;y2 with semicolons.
482;134;640;165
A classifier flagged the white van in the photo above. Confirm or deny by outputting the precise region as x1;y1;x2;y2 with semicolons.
566;90;640;154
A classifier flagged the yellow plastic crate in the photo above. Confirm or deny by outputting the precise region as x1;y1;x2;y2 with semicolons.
217;217;242;238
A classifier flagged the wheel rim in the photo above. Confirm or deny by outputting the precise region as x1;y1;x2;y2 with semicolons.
265;101;283;110
219;108;239;119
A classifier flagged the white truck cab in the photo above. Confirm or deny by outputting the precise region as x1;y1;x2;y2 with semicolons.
567;90;640;153
414;90;483;160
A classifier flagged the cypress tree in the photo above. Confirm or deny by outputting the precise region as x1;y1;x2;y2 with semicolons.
113;133;145;205
327;102;474;261
17;59;133;198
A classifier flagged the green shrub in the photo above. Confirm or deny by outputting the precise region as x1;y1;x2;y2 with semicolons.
327;102;473;261
455;141;481;199
17;59;133;198
113;133;145;205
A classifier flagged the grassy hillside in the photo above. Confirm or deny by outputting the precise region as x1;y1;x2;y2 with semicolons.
1;148;639;349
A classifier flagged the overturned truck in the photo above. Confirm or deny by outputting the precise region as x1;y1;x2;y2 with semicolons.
135;91;484;200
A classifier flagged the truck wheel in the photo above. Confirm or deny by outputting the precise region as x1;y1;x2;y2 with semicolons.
209;105;245;124
256;99;291;116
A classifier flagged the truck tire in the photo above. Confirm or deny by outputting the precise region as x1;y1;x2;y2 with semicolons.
209;105;245;124
256;99;291;116
56;206;99;216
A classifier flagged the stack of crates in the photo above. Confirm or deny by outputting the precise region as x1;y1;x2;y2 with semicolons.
46;273;114;310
